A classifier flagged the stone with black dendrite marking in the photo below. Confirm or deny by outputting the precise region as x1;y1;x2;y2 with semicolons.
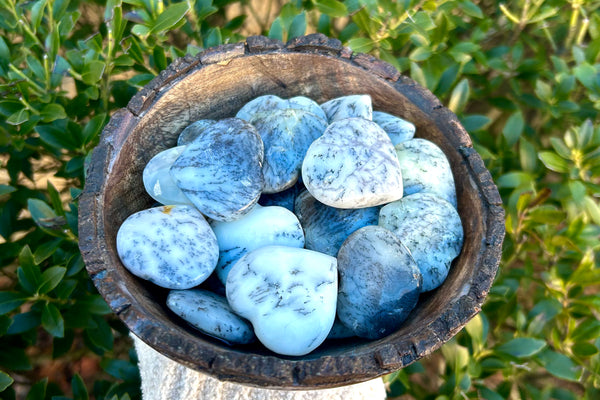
166;289;255;345
258;182;303;212
226;246;337;356
294;190;379;257
395;138;457;207
210;204;305;284
320;94;372;122
236;94;327;121
142;146;192;206
302;118;403;208
379;192;464;292
336;225;422;340
372;111;416;146
177;119;215;146
170;118;264;221
116;205;218;289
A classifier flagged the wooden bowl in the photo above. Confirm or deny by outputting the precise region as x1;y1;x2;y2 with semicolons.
79;34;504;389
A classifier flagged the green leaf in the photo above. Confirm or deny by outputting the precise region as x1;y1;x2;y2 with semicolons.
6;108;30;126
571;342;598;357
28;198;67;236
583;196;600;225
550;137;572;158
151;2;190;34
448;78;470;114
459;1;484;18
38;266;67;294
519;137;537;172
346;37;375;53
26;378;47;400
502;110;524;147
40;103;67;123
288;12;306;40
0;185;16;196
0;293;27;316
86;316;113;352
81;61;106;85
461;115;490;132
41;303;64;338
0;37;10;67
536;349;581;381
17;245;41;294
577;119;594;148
573;63;597;91
101;359;140;381
72;374;88;400
527;205;566;224
315;0;348;18
0;345;32;371
7;311;41;335
539;151;570;173
497;171;533;188
0;370;13;392
497;337;547;358
569;180;587;205
268;18;283;41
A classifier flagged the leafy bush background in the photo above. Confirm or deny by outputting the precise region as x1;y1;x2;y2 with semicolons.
1;0;599;398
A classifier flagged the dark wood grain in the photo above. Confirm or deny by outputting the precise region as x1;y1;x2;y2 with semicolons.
79;33;505;389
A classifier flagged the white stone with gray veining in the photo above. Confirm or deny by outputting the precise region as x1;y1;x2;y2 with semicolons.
294;190;379;256
302;118;403;208
177;119;215;146
116;205;218;289
166;289;255;344
226;246;337;356
210;204;305;284
320;95;372;122
249;108;328;193
372;111;416;145
379;193;463;292
142;146;192;206
336;225;422;340
170;118;264;221
236;95;327;121
395;138;457;207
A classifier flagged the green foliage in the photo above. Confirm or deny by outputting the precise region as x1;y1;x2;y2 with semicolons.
1;0;599;398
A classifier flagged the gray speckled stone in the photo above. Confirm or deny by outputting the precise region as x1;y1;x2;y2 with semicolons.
167;289;255;344
302;118;403;208
236;94;327;121
395;138;457;207
142;146;192;205
320;94;372;122
226;246;337;356
249;108;328;193
116;205;218;289
210;204;305;284
177;119;215;146
379;192;464;292
294;190;379;256
372;111;416;145
170;118;264;221
337;225;422;340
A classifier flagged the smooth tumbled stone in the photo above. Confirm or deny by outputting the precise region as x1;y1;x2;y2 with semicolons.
167;289;255;344
170;118;264;221
250;108;328;193
395;138;457;207
337;225;422;340
258;183;302;212
294;190;379;256
372;111;416;145
142;146;192;206
226;246;337;356
116;205;218;289
379;193;464;292
210;204;305;284
236;95;327;121
177;119;215;146
320;94;372;122
302;118;403;208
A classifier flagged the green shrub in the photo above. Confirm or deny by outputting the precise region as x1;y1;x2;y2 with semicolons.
1;0;599;399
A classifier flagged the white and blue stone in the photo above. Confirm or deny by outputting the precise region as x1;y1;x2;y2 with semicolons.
250;108;328;193
177;119;215;146
320;94;372;122
336;225;422;340
170;118;265;221
395;138;457;207
210;204;305;284
294;190;379;256
226;246;337;356
372;111;416;146
167;289;255;345
379;192;464;292
116;205;218;289
142;146;192;206
236;95;327;121
258;183;302;212
302;118;403;209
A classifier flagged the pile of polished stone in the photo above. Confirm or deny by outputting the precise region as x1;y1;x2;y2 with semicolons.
116;94;464;356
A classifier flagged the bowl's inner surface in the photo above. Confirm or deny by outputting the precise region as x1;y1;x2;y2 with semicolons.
99;53;485;363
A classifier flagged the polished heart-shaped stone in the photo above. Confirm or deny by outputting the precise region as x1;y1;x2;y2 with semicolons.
395;138;457;207
320;94;372;122
167;289;255;345
379;192;464;291
116;205;218;289
170;118;264;221
142;146;192;206
294;190;379;256
226;246;337;356
236;94;327;121
210;204;305;284
372;111;416;146
177;119;215;146
336;225;422;340
302;117;403;208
